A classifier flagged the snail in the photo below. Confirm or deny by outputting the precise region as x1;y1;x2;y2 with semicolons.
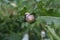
25;12;35;23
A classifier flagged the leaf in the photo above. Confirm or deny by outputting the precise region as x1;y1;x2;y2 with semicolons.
41;16;60;26
45;25;60;40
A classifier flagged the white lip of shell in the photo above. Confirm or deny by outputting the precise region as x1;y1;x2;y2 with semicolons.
25;12;30;15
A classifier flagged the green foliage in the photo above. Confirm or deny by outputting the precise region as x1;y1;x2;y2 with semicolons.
0;0;60;40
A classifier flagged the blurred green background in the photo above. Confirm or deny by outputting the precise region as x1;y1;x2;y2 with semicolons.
0;0;60;40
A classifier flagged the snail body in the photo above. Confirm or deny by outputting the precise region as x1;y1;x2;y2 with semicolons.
25;12;35;23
